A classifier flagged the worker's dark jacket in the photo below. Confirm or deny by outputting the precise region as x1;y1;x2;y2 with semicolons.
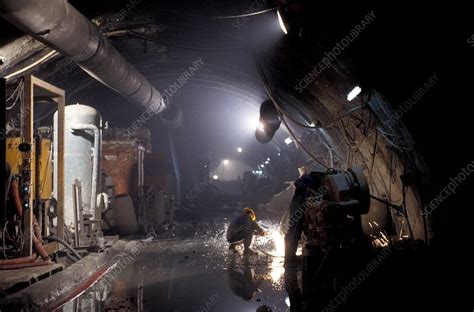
227;214;264;243
285;172;325;261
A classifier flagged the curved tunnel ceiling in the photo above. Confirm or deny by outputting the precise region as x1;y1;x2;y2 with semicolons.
1;0;471;243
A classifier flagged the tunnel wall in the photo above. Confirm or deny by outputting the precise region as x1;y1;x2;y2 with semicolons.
295;70;430;242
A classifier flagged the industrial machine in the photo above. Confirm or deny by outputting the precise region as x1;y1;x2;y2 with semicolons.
1;74;172;276
1;75;106;270
299;167;372;305
302;167;370;252
1;75;65;267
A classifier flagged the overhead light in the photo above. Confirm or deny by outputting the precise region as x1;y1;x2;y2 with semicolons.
260;164;265;168
277;10;288;35
266;157;271;161
246;115;261;131
223;159;230;166
278;152;281;156
237;147;243;153
284;137;293;145
347;86;362;101
256;99;281;144
265;160;269;165
213;175;219;180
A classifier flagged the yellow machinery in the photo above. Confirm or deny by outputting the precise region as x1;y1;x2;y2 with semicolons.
6;137;53;199
2;75;65;257
36;136;53;201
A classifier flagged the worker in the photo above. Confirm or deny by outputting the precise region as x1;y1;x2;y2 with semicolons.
227;207;266;255
284;171;326;267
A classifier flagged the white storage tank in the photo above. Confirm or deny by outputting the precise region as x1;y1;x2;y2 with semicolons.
54;104;102;230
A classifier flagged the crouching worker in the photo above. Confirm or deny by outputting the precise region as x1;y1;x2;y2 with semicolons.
227;208;266;256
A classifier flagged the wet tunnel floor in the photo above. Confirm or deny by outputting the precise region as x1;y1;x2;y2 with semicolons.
65;236;289;312
58;219;463;312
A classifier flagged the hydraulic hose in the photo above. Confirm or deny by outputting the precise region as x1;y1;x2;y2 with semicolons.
0;259;52;270
0;253;37;265
45;236;82;260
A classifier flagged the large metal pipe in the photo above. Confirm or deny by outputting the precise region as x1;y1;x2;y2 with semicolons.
0;0;170;116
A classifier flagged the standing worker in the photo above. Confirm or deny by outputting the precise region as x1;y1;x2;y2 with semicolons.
284;171;326;267
227;208;266;255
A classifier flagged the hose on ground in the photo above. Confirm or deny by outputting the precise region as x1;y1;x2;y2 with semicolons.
45;236;82;260
0;259;52;270
65;252;80;263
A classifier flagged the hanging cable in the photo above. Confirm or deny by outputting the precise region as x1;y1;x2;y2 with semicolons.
378;129;413;152
370;130;379;176
5;78;23;102
282;115;329;169
211;7;277;19
5;78;24;110
370;195;403;213
4;50;58;80
144;3;277;19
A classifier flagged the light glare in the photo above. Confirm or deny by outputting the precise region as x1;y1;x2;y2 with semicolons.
277;10;288;35
347;86;362;101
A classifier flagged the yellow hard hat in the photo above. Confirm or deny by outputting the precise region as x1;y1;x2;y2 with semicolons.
243;207;256;221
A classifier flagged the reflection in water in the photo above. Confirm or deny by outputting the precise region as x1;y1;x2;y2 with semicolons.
63;233;290;312
269;229;286;285
61;261;144;312
255;226;301;287
284;268;302;312
227;255;263;301
270;257;285;286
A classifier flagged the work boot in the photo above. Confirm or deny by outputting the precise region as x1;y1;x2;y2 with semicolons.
244;248;258;256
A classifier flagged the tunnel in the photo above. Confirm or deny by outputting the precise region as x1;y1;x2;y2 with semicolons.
0;1;471;311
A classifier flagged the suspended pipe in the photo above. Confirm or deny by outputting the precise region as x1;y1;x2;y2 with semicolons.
0;0;180;125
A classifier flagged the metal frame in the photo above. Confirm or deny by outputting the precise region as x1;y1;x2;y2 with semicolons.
22;76;65;256
1;78;6;223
